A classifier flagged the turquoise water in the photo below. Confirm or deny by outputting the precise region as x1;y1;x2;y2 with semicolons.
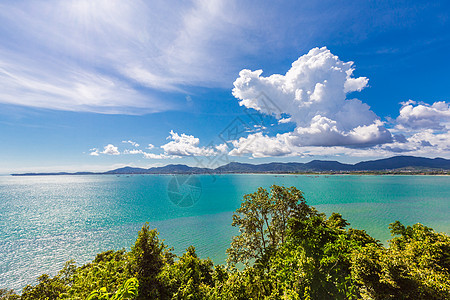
0;174;449;291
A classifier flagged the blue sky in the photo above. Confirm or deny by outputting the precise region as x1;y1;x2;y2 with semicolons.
0;0;449;173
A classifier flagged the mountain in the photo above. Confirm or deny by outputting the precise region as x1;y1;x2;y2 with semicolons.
215;156;450;173
104;167;148;174
214;162;307;173
353;156;450;170
304;160;353;171
10;156;450;176
146;164;211;174
104;164;211;174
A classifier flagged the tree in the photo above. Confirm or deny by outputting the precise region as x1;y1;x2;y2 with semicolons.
268;212;371;299
351;221;450;299
0;289;20;300
128;223;174;299
87;278;139;300
226;185;317;268
64;250;130;299
21;261;76;300
159;246;214;299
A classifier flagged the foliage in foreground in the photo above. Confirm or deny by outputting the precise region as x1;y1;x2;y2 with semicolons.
1;185;449;299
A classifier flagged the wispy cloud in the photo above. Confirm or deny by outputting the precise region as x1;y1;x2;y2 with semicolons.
0;0;259;114
122;140;140;147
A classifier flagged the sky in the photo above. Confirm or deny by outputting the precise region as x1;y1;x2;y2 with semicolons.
0;0;449;173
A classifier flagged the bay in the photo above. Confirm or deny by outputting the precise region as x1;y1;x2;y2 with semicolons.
0;174;449;291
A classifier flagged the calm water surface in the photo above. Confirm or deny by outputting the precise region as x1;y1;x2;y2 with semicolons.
0;174;449;290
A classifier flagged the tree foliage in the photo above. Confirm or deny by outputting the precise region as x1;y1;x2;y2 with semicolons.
351;222;450;299
87;278;138;300
226;185;316;268
128;223;174;299
159;245;214;299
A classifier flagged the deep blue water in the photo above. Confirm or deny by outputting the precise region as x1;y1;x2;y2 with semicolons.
0;174;449;291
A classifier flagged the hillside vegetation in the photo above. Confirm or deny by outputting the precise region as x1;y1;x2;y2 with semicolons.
1;185;449;299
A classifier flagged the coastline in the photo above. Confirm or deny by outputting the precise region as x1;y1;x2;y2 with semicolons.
10;156;450;176
10;171;450;176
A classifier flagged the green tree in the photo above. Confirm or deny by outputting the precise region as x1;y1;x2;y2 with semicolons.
351;221;450;299
0;289;20;300
63;250;130;299
268;212;376;299
226;185;317;268
21;261;76;300
160;246;214;299
87;277;139;300
128;223;174;299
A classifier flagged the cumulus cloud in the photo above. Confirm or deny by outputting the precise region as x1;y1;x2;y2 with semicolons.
376;127;450;156
89;148;100;156
230;47;392;157
215;143;229;153
89;144;122;156
229;132;292;158
90;131;218;159
375;99;450;158
101;144;120;155
161;130;217;157
396;100;450;130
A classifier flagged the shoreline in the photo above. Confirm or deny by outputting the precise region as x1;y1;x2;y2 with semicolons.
9;172;450;177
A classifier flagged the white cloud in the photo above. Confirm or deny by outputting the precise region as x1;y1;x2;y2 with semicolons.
278;117;292;124
122;140;140;147
142;152;173;159
1;1;437;118
0;52;165;114
124;149;173;159
229;132;292;158
89;148;100;156
375;100;450;158
161;130;217;157
90;131;217;159
396;100;450;130
215;143;229;153
230;47;392;157
0;0;259;113
123;149;142;155
102;144;120;155
229;128;450;159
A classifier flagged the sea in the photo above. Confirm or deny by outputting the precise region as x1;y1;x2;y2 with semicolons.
0;174;449;291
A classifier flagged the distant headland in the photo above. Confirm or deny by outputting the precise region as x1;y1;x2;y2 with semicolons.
11;156;450;176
